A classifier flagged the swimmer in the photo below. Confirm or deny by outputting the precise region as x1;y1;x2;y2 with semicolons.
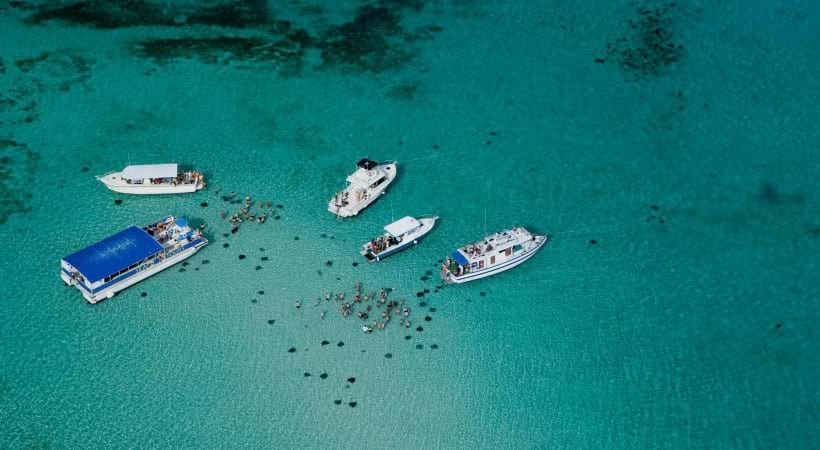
294;300;301;309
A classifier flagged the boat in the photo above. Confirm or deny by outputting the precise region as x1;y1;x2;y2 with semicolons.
97;163;204;194
328;159;397;217
441;227;547;284
360;215;438;262
60;216;208;304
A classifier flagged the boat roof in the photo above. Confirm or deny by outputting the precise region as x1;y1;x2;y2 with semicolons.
63;226;163;283
122;163;177;179
450;251;469;266
357;158;379;170
384;216;420;237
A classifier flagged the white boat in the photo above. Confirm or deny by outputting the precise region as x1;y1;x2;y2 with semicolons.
360;215;438;262
328;159;397;217
441;227;547;284
97;163;205;194
60;216;208;304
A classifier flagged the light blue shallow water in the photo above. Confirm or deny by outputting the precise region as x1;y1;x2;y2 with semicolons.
1;1;819;448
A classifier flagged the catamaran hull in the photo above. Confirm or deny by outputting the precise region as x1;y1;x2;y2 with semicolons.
447;236;547;284
61;240;206;304
99;180;203;195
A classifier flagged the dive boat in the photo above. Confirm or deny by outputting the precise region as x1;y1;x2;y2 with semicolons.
441;227;547;284
328;159;397;217
361;215;438;262
60;216;208;304
97;163;204;194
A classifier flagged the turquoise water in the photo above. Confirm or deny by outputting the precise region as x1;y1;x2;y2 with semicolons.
1;0;819;448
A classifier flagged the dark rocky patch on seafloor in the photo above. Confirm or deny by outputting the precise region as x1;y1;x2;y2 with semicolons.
0;138;40;224
24;0;443;75
601;2;685;79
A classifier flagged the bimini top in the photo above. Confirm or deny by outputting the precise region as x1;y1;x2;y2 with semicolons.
122;164;178;180
384;216;420;237
356;159;379;170
63;226;163;283
450;250;469;266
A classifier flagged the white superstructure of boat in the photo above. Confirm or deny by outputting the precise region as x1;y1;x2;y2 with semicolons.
97;163;204;194
360;215;438;261
60;216;208;304
441;227;547;284
328;159;397;217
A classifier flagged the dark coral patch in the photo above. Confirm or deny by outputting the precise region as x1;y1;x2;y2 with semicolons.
603;3;685;78
28;0;271;29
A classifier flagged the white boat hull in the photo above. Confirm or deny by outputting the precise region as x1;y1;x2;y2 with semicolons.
362;217;438;261
329;163;397;217
447;235;547;284
98;173;204;195
61;240;206;304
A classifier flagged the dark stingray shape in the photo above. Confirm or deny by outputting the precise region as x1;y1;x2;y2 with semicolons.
430;344;438;349
321;340;330;346
200;202;208;207
347;377;356;383
337;341;344;347
255;265;262;271
223;243;230;248
304;372;311;377
267;319;275;324
415;344;423;350
320;373;328;379
238;254;246;260
114;199;122;205
140;292;147;297
257;290;264;295
334;399;342;405
348;401;357;408
416;326;423;332
288;347;296;353
424;316;431;321
384;353;392;359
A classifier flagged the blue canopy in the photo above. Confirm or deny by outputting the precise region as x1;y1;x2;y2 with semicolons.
450;251;469;266
63;226;163;283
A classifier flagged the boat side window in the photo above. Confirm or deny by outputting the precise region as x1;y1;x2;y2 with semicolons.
104;275;111;283
490;255;496;264
513;245;522;253
478;260;484;269
505;248;512;256
370;177;386;188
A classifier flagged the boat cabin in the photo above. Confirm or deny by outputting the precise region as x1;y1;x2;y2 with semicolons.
60;225;165;297
119;163;180;185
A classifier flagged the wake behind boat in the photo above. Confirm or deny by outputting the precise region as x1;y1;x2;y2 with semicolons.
361;215;438;262
441;227;547;284
328;159;397;217
97;163;204;194
60;216;208;303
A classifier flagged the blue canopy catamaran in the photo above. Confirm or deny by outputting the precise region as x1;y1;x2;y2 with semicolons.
60;216;207;303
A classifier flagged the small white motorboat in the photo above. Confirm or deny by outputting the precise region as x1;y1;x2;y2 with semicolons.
361;215;438;262
441;227;547;284
328;159;397;217
97;163;204;194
